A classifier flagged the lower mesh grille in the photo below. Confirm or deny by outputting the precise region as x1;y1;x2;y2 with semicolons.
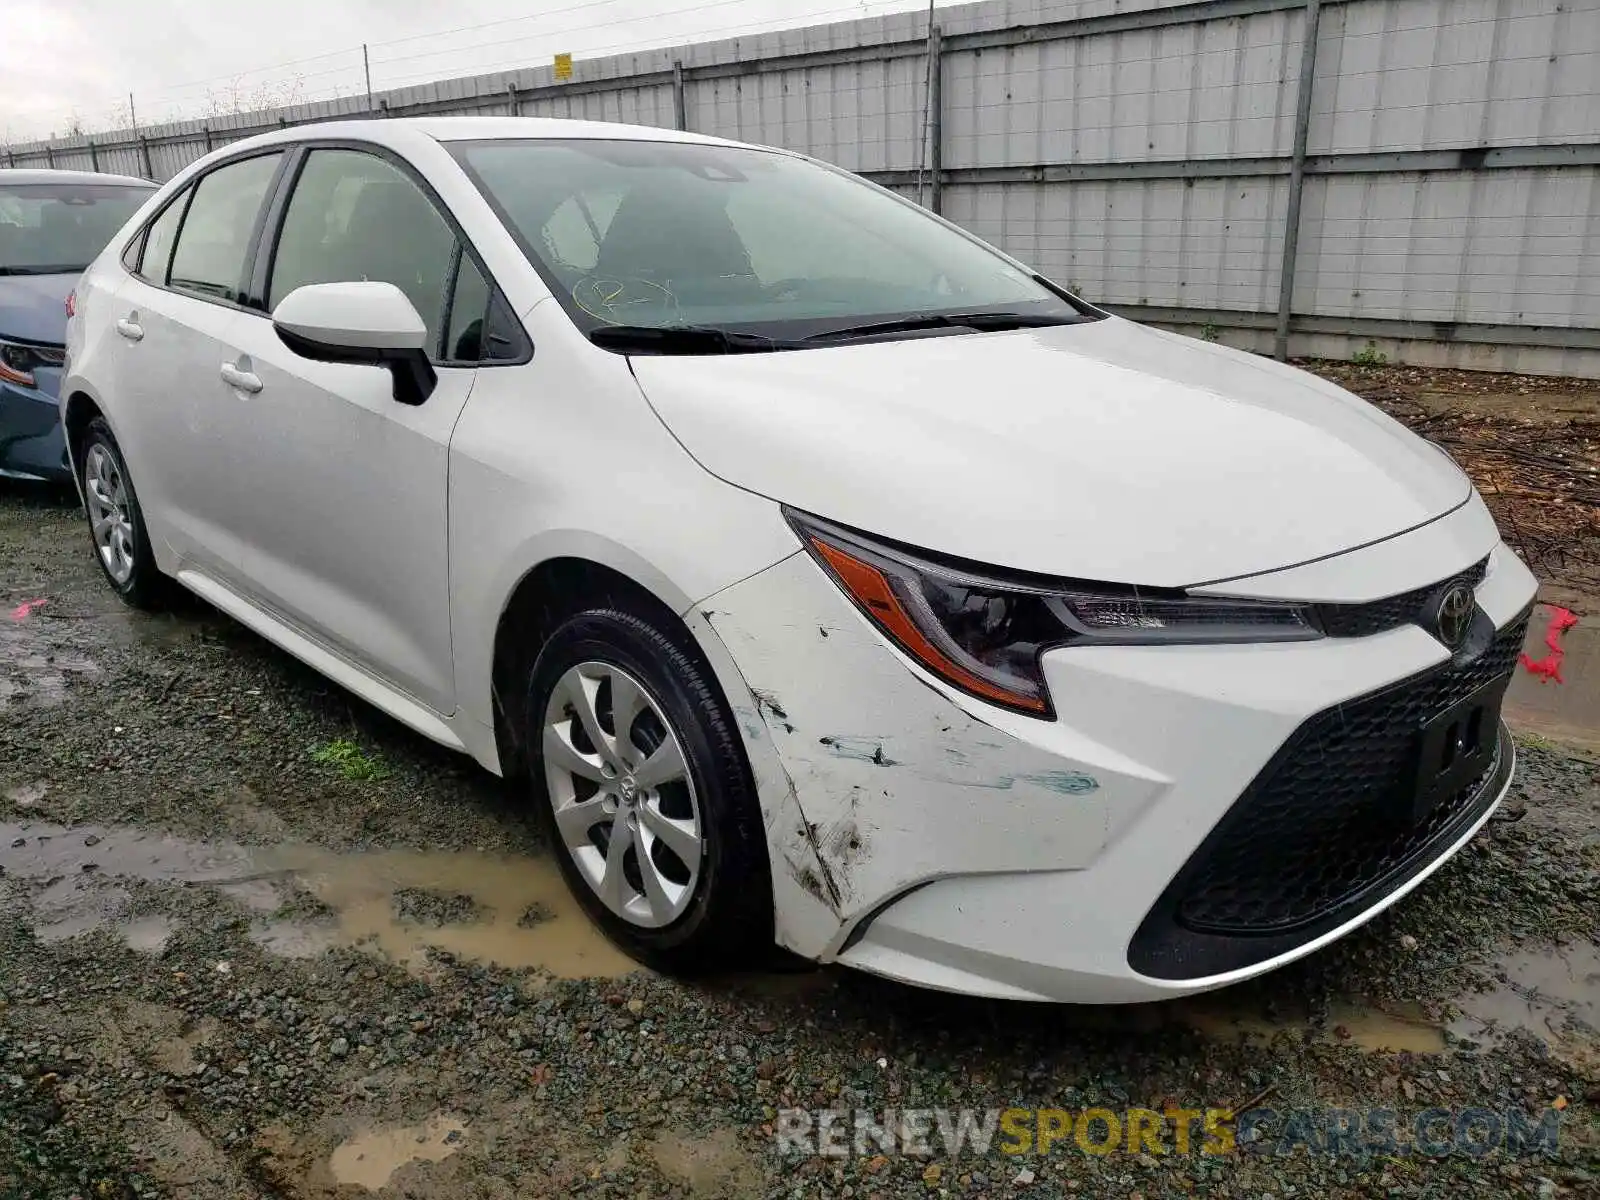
1129;606;1529;980
1178;609;1527;933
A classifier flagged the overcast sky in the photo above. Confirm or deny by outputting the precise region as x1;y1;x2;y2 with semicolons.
5;0;957;143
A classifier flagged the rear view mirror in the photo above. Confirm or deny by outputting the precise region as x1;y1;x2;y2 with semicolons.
271;281;437;405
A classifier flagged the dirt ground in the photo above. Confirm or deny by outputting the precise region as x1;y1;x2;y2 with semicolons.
1;362;1598;1199
1306;361;1600;607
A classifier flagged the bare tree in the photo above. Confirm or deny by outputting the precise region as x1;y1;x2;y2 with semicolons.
199;74;311;119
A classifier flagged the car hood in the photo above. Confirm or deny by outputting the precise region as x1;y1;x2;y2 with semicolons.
0;272;75;345
629;315;1472;587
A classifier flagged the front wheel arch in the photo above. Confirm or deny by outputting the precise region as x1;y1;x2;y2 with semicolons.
491;557;708;783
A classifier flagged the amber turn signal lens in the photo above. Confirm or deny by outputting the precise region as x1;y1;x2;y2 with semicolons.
810;537;1049;714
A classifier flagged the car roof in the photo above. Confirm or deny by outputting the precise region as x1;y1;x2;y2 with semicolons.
205;115;764;159
403;116;748;147
0;167;155;188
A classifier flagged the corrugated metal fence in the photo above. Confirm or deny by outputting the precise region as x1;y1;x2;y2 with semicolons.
7;0;1599;377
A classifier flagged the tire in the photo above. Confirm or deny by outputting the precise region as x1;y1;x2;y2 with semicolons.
79;417;169;610
526;606;773;972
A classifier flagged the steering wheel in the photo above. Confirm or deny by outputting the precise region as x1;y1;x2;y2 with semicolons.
573;276;677;324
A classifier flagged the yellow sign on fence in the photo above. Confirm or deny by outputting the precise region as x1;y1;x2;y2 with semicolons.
554;53;573;81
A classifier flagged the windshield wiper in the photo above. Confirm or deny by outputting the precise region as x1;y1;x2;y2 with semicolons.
588;324;802;354
803;310;1087;343
0;265;84;277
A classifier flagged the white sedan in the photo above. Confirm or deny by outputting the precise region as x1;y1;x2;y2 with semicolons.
60;117;1536;1002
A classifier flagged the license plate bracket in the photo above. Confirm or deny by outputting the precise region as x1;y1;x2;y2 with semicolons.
1403;678;1506;825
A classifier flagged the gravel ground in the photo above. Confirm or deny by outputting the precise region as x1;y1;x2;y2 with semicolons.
2;365;1599;1198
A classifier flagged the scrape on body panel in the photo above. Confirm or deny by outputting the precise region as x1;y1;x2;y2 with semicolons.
698;553;1136;928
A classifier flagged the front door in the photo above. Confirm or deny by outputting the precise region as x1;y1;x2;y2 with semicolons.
216;147;487;715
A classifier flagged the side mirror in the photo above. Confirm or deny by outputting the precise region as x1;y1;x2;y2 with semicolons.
271;281;437;406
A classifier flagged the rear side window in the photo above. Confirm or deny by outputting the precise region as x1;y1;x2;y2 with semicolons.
134;191;189;284
268;149;456;352
168;153;282;303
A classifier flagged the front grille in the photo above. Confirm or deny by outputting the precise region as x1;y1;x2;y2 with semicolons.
1129;606;1529;980
1317;557;1489;639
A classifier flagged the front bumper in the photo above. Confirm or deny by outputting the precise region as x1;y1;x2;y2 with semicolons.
700;507;1540;1003
0;373;70;483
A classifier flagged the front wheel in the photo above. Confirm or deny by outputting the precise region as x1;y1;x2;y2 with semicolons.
525;606;772;972
79;418;169;610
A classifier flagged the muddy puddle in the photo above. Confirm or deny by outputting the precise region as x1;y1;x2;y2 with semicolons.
1;590;207;712
651;1127;762;1195
290;846;637;977
0;820;637;979
1177;997;1449;1053
2;822;1593;1062
329;1114;469;1191
0;611;100;709
1073;941;1598;1060
1449;941;1600;1058
1066;994;1446;1054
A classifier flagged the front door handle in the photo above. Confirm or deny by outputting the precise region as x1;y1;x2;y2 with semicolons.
220;362;263;394
115;316;144;341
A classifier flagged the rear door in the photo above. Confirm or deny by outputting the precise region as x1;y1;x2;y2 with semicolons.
106;151;285;579
217;145;489;714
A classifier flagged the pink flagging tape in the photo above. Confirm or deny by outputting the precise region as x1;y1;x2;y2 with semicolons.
7;598;48;622
1519;606;1579;685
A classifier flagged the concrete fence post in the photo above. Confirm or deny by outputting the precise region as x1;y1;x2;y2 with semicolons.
929;25;944;215
1275;0;1324;361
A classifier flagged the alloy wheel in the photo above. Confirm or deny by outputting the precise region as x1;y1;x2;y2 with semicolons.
541;660;704;928
84;443;136;585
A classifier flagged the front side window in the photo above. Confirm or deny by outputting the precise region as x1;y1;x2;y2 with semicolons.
168;153;283;303
451;138;1094;342
0;181;154;277
268;149;457;353
445;253;491;362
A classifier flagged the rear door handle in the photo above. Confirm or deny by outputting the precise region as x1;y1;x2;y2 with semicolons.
115;316;144;342
220;362;263;394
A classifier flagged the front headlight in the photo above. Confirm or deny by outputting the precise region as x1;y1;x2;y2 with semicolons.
0;339;64;390
0;340;42;388
788;510;1320;717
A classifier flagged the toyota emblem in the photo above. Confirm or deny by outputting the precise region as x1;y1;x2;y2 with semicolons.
1433;583;1474;648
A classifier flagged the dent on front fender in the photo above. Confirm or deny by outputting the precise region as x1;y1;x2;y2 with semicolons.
678;601;846;961
694;553;1137;951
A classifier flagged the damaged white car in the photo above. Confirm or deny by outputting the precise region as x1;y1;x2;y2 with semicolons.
61;117;1537;1002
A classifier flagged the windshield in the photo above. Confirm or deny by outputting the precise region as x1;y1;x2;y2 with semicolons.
0;182;154;275
450;138;1094;341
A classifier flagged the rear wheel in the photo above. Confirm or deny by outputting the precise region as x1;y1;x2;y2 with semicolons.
79;418;168;609
526;606;772;971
